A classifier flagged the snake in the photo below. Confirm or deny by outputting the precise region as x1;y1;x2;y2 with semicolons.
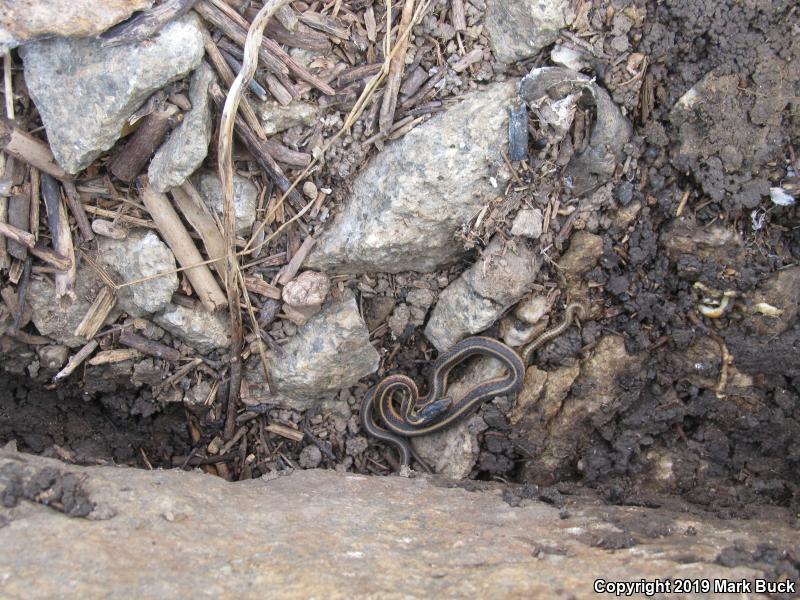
361;302;587;472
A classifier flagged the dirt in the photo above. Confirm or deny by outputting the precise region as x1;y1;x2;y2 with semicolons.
1;0;799;524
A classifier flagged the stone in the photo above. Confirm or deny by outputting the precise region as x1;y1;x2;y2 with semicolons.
306;81;518;273
0;0;152;52
36;345;69;370
195;171;258;236
515;295;549;324
96;230;178;317
557;231;604;279
387;304;411;338
510;208;544;239
148;62;216;192
20;14;204;174
244;295;380;411
282;272;331;326
485;0;574;63
425;236;539;352
257;100;319;136
27;269;107;348
153;304;230;355
413;356;501;477
3;449;792;598
298;445;322;469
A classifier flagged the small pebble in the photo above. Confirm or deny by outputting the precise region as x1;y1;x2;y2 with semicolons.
302;181;318;200
346;436;368;456
298;445;323;468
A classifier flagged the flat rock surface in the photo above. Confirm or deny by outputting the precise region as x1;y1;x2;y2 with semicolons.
485;0;574;63
20;13;204;173
0;0;152;51
1;449;796;599
306;81;518;274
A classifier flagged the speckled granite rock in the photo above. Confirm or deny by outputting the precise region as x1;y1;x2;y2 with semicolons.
306;81;518;274
20;13;203;173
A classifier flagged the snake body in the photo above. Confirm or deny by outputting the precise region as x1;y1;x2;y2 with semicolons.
361;302;587;472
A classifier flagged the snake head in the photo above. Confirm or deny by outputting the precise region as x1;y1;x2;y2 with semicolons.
417;397;453;423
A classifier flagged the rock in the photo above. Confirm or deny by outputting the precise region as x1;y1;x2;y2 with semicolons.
153;304;230;355
3;449;791;598
0;0;152;51
485;0;574;63
364;296;396;331
510;208;544;239
298;445;322;469
520;67;631;194
413;356;501;477
499;317;539;348
515;295;549;324
20;14;204;174
387;304;411;338
244;295;379;410
36;345;69;370
558;231;604;279
426;236;539;352
195;171;258;236
306;82;518;273
27;269;107;348
148;62;215;192
258;100;319;136
520;336;645;484
281;271;330;326
749;266;800;336
96;230;178;317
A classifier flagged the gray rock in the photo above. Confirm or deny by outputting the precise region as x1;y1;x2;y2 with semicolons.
196;171;258;236
306;82;518;273
282;271;331;326
426;236;539;351
20;14;204;174
558;231;604;279
154;304;230;355
515;294;549;324
27;268;107;348
485;0;574;63
258;100;319;136
388;304;411;338
36;345;69;370
298;445;322;468
244;295;379;410
520;67;632;194
3;449;787;598
148;62;215;192
96;229;178;317
510;208;544;239
0;0;152;52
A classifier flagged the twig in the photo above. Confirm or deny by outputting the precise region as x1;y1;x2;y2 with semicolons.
217;0;288;440
111;103;181;181
53;340;98;383
74;287;117;339
140;179;227;312
0;118;70;180
101;0;200;46
171;183;227;281
62;181;94;241
41;174;76;299
3;50;13;120
379;0;415;133
119;330;182;362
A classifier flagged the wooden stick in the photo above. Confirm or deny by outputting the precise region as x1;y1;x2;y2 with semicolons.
119;330;181;362
83;204;155;228
6;182;29;260
101;0;200;46
0;220;34;248
451;0;467;31
0;118;70;180
87;348;141;366
40;174;76;299
74;286;117;338
199;23;267;139
53;340;98;383
380;0;416;134
208;83;305;211
62;180;94;241
171;183;227;279
262;140;312;168
277;236;315;285
111;104;180;181
244;275;281;299
30;243;72;270
140;180;227;312
298;11;349;39
29;167;40;242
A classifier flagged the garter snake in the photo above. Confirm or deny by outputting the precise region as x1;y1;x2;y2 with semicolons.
361;302;587;472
